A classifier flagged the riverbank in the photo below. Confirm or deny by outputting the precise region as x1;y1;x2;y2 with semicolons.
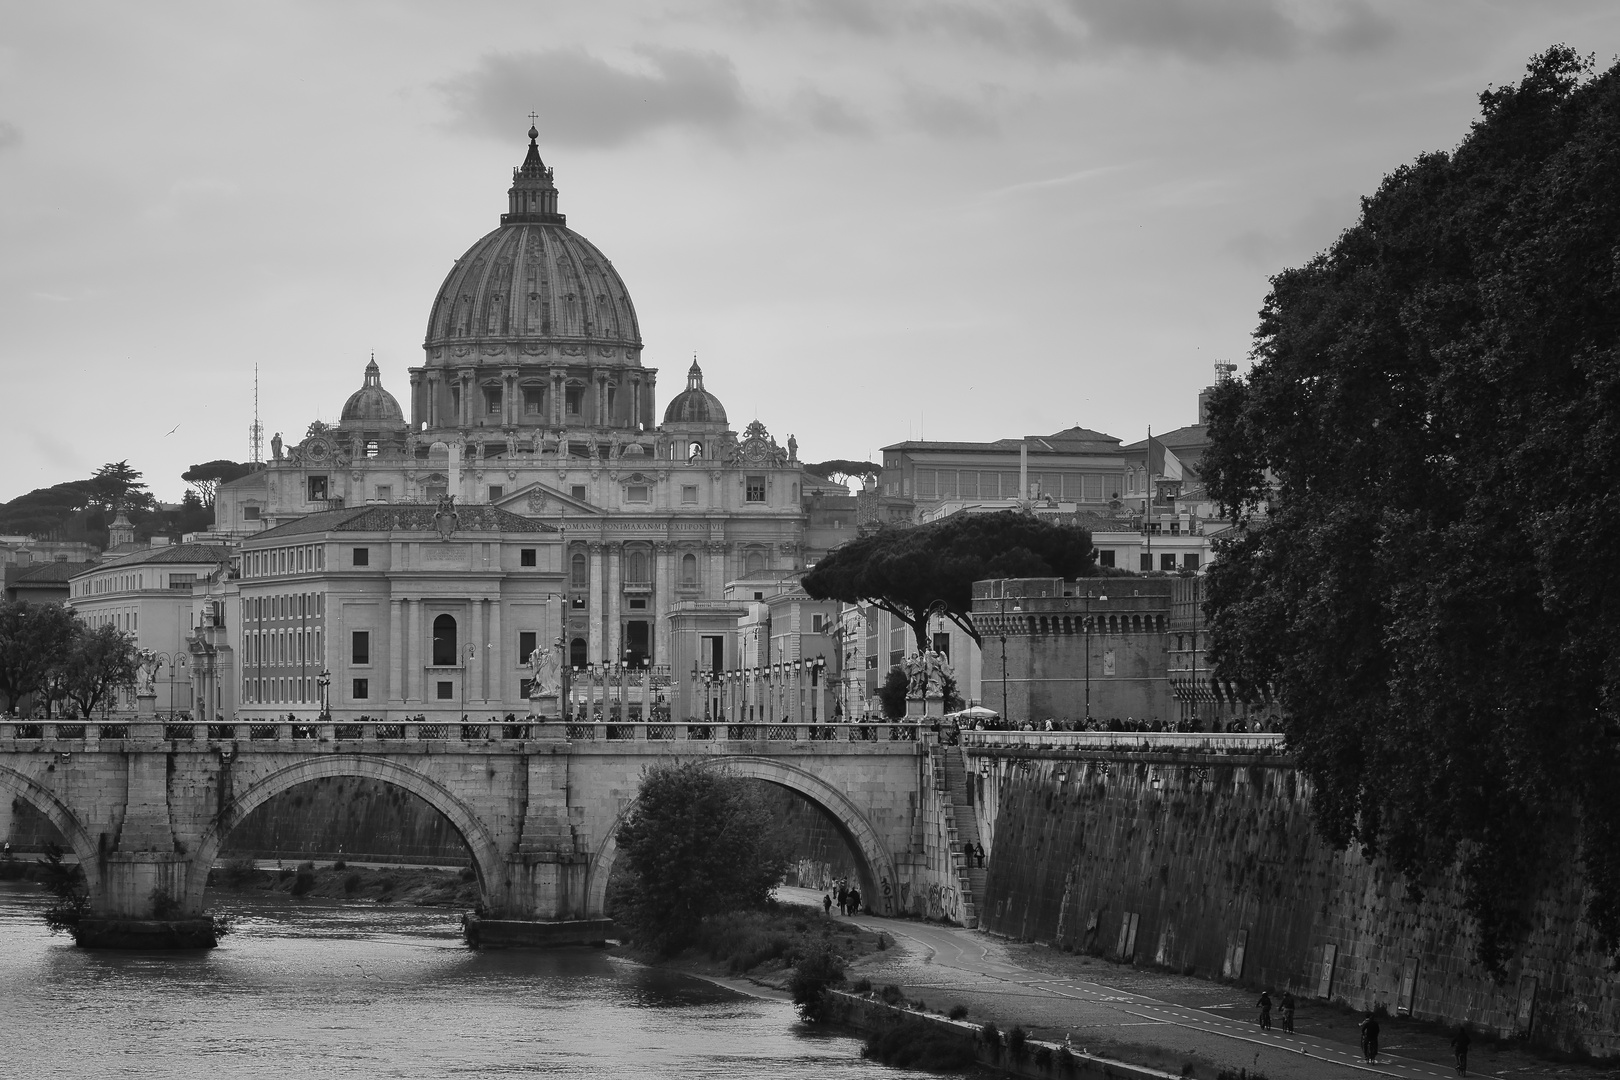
207;860;480;908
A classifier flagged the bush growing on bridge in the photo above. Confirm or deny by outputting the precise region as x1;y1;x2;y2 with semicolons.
788;944;845;1022
36;843;87;934
612;761;790;955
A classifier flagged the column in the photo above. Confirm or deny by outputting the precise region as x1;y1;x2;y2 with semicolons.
388;598;403;707
707;541;727;600
605;542;622;664
426;374;439;428
503;369;517;427
587;543;604;663
486;595;502;706
653;541;673;665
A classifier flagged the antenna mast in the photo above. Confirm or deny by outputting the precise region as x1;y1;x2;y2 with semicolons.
249;365;264;464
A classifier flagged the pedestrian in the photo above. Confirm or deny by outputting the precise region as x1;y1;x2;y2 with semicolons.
1450;1025;1470;1076
1257;990;1272;1031
849;886;862;914
1280;991;1295;1033
974;842;985;867
963;840;975;865
1359;1013;1380;1062
822;893;832;917
837;883;848;915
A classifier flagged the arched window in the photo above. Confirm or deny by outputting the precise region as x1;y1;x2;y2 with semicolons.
745;549;766;574
571;552;588;588
569;637;588;668
626;550;648;583
680;552;698;586
432;614;458;666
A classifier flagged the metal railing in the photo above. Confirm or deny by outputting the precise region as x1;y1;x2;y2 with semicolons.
960;730;1286;753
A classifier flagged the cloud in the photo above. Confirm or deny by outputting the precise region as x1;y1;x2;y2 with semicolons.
0;121;20;151
901;86;1004;138
1224;194;1359;269
1061;0;1397;61
740;0;1395;64
439;47;749;147
795;89;874;137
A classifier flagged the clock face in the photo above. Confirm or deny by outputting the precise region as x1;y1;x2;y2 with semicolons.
308;440;327;460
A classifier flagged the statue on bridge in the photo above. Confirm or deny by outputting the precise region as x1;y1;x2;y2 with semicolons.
527;641;563;699
135;649;161;695
901;649;952;699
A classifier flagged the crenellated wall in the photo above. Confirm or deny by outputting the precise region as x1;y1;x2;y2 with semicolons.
965;741;1619;1059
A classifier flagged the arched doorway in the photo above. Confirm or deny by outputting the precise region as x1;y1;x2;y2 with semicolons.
432;615;458;667
186;755;503;913
584;756;899;919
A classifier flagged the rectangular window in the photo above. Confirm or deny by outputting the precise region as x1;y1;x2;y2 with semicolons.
374;484;391;504
519;631;537;663
565;387;584;415
1183;553;1201;570
628;598;647;610
437;681;454;700
626;485;649;503
1099;549;1116;568
244;505;260;520
746;476;766;502
915;470;936;499
168;573;195;590
488;485;504;501
308;476;328;501
570;485;587;501
571;594;586;610
450;386;461;415
485;388;501;415
353;547;369;567
352;631;369;665
681;484;698;504
520;548;536;567
1160;553;1177;571
811;613;825;633
1140;553;1153;572
524;387;543;414
352;678;369;700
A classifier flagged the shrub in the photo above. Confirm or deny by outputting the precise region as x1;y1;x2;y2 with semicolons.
459;865;477;883
861;1020;978;1072
290;869;317;896
1058;1046;1077;1072
980;1021;1001;1049
343;872;363;894
949;1004;969;1020
853;977;873;993
880;984;905;1006
1007;1025;1028;1058
788;946;845;1022
1035;1044;1054;1067
219;857;259;886
331;859;347;871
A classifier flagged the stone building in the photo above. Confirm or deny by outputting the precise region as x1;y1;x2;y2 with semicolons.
215;126;847;697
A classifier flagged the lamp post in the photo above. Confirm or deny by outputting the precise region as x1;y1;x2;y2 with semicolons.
999;595;1010;724
1084;589;1108;721
316;667;331;721
150;651;188;720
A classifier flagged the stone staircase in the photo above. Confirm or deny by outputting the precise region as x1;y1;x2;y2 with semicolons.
933;744;986;928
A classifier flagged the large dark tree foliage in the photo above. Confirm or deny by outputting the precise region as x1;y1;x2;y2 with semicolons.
612;762;790;955
1202;47;1620;970
59;622;141;718
803;459;880;488
0;601;79;713
803;512;1095;650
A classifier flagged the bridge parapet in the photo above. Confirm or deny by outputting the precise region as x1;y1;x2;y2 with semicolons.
961;730;1286;756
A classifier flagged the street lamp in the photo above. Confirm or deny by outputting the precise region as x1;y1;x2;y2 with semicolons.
316;667;331;721
149;651;188;720
1084;589;1108;721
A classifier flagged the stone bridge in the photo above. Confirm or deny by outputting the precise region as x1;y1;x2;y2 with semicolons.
0;715;928;944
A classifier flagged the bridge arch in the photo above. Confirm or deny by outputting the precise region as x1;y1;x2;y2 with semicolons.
0;763;103;900
584;755;901;920
185;755;503;908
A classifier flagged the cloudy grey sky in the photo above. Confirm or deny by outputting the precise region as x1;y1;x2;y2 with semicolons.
3;1;1618;503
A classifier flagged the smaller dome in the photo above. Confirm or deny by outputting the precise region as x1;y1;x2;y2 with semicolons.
662;361;728;427
340;357;406;428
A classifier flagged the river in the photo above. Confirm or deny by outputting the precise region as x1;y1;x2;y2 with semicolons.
0;881;949;1080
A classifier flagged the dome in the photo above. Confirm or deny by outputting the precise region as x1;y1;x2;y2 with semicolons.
663;361;728;427
340;357;406;428
422;127;641;367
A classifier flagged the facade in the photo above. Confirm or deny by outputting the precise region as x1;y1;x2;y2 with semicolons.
4;560;94;604
213;127;847;704
66;542;235;715
234;504;561;719
877;427;1127;525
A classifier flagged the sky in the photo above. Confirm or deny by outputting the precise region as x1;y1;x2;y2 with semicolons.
3;1;1620;504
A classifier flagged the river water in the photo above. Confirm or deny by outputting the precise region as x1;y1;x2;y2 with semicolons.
0;881;946;1080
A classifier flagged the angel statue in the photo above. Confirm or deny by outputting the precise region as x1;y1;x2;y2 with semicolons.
527;641;563;699
136;648;161;694
901;649;953;699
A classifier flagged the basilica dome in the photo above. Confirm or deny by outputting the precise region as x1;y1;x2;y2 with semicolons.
422;127;641;366
663;361;728;427
339;358;406;428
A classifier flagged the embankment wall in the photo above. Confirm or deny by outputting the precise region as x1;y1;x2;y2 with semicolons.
971;749;1618;1059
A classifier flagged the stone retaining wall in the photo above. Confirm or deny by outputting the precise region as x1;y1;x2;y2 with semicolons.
970;750;1618;1059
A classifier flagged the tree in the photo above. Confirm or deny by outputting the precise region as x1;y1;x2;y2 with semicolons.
59;622;140;718
182;460;252;508
804;459;880;489
877;667;908;719
1201;47;1620;970
803;511;1095;651
612;761;790;954
88;460;155;514
0;600;79;713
